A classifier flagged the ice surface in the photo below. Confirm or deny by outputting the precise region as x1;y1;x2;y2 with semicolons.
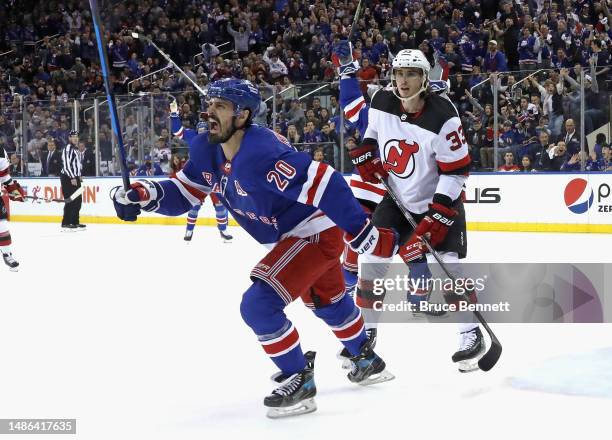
1;224;612;440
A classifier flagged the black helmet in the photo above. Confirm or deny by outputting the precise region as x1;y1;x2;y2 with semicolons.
69;130;78;136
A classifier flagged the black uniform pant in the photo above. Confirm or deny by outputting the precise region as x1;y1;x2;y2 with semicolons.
60;174;82;226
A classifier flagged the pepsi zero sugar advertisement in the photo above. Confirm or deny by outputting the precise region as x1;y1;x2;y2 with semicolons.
360;263;611;323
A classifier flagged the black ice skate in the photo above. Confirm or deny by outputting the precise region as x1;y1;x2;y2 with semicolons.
184;229;193;242
219;230;233;242
2;252;19;272
452;327;486;373
337;328;377;369
347;336;395;386
264;351;317;419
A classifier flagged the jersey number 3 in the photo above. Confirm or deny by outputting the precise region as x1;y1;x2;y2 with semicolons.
267;160;296;191
446;126;467;151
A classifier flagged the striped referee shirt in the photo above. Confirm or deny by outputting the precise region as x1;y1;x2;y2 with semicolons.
61;143;82;179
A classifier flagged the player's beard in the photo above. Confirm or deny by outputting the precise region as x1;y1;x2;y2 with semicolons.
208;117;234;144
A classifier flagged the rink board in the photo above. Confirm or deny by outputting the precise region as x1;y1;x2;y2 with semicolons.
6;173;612;233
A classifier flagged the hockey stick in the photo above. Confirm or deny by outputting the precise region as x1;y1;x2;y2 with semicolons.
25;186;84;204
375;173;502;372
131;32;207;96
89;0;131;191
347;0;365;42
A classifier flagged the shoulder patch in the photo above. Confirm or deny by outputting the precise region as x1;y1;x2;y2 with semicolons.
370;89;400;116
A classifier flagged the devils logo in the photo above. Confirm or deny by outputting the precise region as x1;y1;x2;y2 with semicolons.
383;139;419;178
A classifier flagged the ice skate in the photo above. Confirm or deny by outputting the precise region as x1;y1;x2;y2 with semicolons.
219;230;233;242
2;252;19;272
337;328;376;369
347;335;394;386
184;229;193;242
265;351;317;419
76;224;87;231
452;327;486;373
61;224;77;232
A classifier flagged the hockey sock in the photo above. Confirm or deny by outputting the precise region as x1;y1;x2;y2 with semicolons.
240;280;306;375
407;258;432;304
342;268;358;297
0;220;11;254
185;204;201;232
313;294;367;357
214;202;228;232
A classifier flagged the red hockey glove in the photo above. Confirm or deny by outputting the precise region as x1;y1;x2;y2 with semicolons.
399;236;426;263
349;142;387;184
346;219;399;259
411;198;457;248
5;179;26;202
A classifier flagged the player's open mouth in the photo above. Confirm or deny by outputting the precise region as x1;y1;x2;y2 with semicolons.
209;120;219;131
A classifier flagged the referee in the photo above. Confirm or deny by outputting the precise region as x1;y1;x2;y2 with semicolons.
60;130;85;231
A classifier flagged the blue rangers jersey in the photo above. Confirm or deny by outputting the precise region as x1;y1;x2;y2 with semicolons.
146;124;368;247
339;76;386;205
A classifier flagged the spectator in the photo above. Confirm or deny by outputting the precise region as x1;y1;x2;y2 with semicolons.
520;155;535;172
588;145;612;171
541;141;569;171
313;148;325;163
482;40;508;72
136;155;164;176
8;154;22;177
530;77;564;138
41;138;62;177
518;27;537;72
285;99;305;131
286;124;301;145
593;133;607;160
561;151;587;172
263;47;288;80
227;14;252;58
557;119;580;155
78;141;96;177
498;152;520;172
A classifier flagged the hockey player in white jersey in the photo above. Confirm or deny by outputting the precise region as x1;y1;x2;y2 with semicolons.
344;47;485;372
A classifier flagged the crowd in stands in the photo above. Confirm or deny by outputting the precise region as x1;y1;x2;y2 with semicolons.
1;0;612;175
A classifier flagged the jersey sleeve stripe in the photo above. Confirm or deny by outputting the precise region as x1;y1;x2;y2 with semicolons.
437;155;471;172
308;163;334;206
169;178;202;205
349;179;386;197
176;169;210;194
174;126;184;138
344;96;366;123
298;161;329;205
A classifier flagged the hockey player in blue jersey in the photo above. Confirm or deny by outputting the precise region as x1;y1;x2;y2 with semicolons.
169;100;232;242
113;79;399;418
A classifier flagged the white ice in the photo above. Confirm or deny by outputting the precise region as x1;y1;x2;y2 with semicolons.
2;224;612;440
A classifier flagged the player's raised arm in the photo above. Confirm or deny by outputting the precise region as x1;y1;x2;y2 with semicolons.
112;157;210;221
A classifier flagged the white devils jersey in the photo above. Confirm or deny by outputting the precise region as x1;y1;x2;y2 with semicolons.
364;90;471;213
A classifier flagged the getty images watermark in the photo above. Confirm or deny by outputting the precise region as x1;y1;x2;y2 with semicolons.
371;273;510;314
361;263;609;323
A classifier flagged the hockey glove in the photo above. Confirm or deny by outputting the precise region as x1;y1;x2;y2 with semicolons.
332;40;359;77
349;142;388;184
399;237;426;263
346;219;399;259
410;195;457;248
111;180;158;222
169;98;179;116
5;179;26;202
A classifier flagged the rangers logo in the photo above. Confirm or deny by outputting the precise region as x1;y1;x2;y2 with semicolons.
383;139;420;178
202;172;213;186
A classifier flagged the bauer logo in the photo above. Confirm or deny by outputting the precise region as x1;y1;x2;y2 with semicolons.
564;178;594;214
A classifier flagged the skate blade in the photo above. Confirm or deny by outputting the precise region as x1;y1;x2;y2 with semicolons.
456;346;486;373
266;398;317;419
8;267;19;272
356;369;396;386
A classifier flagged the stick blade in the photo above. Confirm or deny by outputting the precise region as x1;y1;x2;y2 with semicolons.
67;186;84;202
478;337;502;371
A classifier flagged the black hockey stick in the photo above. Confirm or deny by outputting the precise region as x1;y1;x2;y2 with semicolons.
24;186;84;204
130;32;207;96
347;0;365;42
375;173;502;372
